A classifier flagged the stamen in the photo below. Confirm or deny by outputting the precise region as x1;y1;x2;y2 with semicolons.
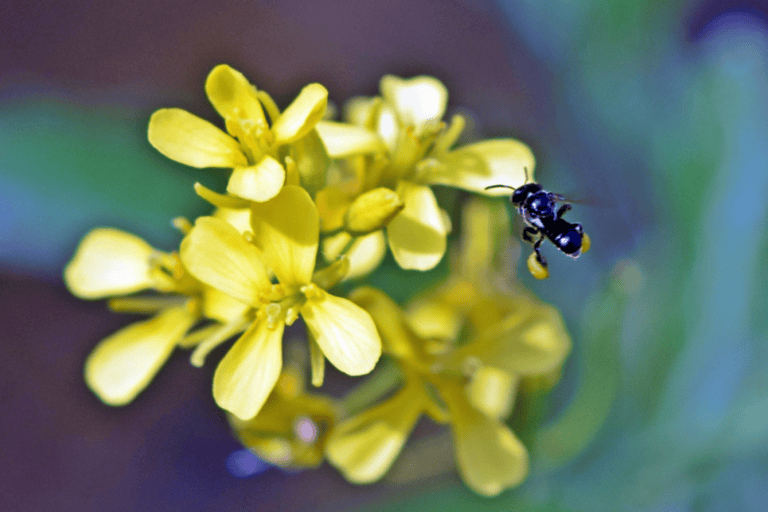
108;295;187;313
172;217;193;235
265;302;282;329
190;315;251;367
284;306;299;326
178;323;222;349
300;283;325;301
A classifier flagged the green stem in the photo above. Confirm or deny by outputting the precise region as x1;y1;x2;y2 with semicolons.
340;358;403;416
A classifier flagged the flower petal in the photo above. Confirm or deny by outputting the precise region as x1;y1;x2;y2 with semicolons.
84;306;196;405
387;181;447;271
213;319;284;420
443;385;529;496
204;64;267;126
301;294;381;376
315;186;353;233
465;366;518;420
380;75;448;131
288;129;330;195
202;285;251;322
64;228;156;299
405;299;462;342
212;206;252;234
226;155;286;202
148;108;247;168
421;139;535;194
250;185;318;286
344;231;387;281
271;83;328;145
315;121;386;157
343;96;377;127
325;384;424;483
180;216;271;305
456;304;571;376
347;287;417;361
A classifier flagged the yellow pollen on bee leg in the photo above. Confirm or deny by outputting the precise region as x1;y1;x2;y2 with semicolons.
581;232;591;253
527;252;549;280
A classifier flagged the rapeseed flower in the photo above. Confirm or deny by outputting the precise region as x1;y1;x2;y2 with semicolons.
63;228;201;405
316;75;535;270
65;67;578;499
149;65;329;202
179;185;381;420
228;364;337;469
326;286;569;496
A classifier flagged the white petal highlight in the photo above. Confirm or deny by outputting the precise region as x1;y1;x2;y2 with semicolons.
380;75;448;131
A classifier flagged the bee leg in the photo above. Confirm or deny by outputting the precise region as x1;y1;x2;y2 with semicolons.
522;226;539;243
556;203;572;219
533;235;547;267
522;227;547;266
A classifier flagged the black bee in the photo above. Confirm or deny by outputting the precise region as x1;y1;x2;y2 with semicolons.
486;171;589;279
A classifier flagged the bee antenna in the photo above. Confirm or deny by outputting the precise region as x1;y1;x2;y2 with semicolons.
484;184;516;190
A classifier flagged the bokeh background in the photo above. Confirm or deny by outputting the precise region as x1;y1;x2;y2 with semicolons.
2;0;768;510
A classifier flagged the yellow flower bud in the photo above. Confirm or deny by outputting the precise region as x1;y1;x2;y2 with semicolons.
344;187;404;236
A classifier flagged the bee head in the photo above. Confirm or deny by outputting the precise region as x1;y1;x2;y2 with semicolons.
511;183;543;207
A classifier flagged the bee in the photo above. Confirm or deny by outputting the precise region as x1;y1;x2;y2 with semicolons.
486;170;590;279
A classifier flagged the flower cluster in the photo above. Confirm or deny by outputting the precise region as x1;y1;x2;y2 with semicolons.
64;65;571;496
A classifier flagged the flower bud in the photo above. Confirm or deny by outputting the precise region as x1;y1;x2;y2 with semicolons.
344;187;404;235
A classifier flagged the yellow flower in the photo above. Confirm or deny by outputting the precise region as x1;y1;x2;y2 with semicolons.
63;228;201;405
325;286;570;496
228;365;337;469
315;75;535;271
148;65;329;202
180;185;382;420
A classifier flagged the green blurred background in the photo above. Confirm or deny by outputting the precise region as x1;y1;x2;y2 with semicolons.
2;0;767;510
